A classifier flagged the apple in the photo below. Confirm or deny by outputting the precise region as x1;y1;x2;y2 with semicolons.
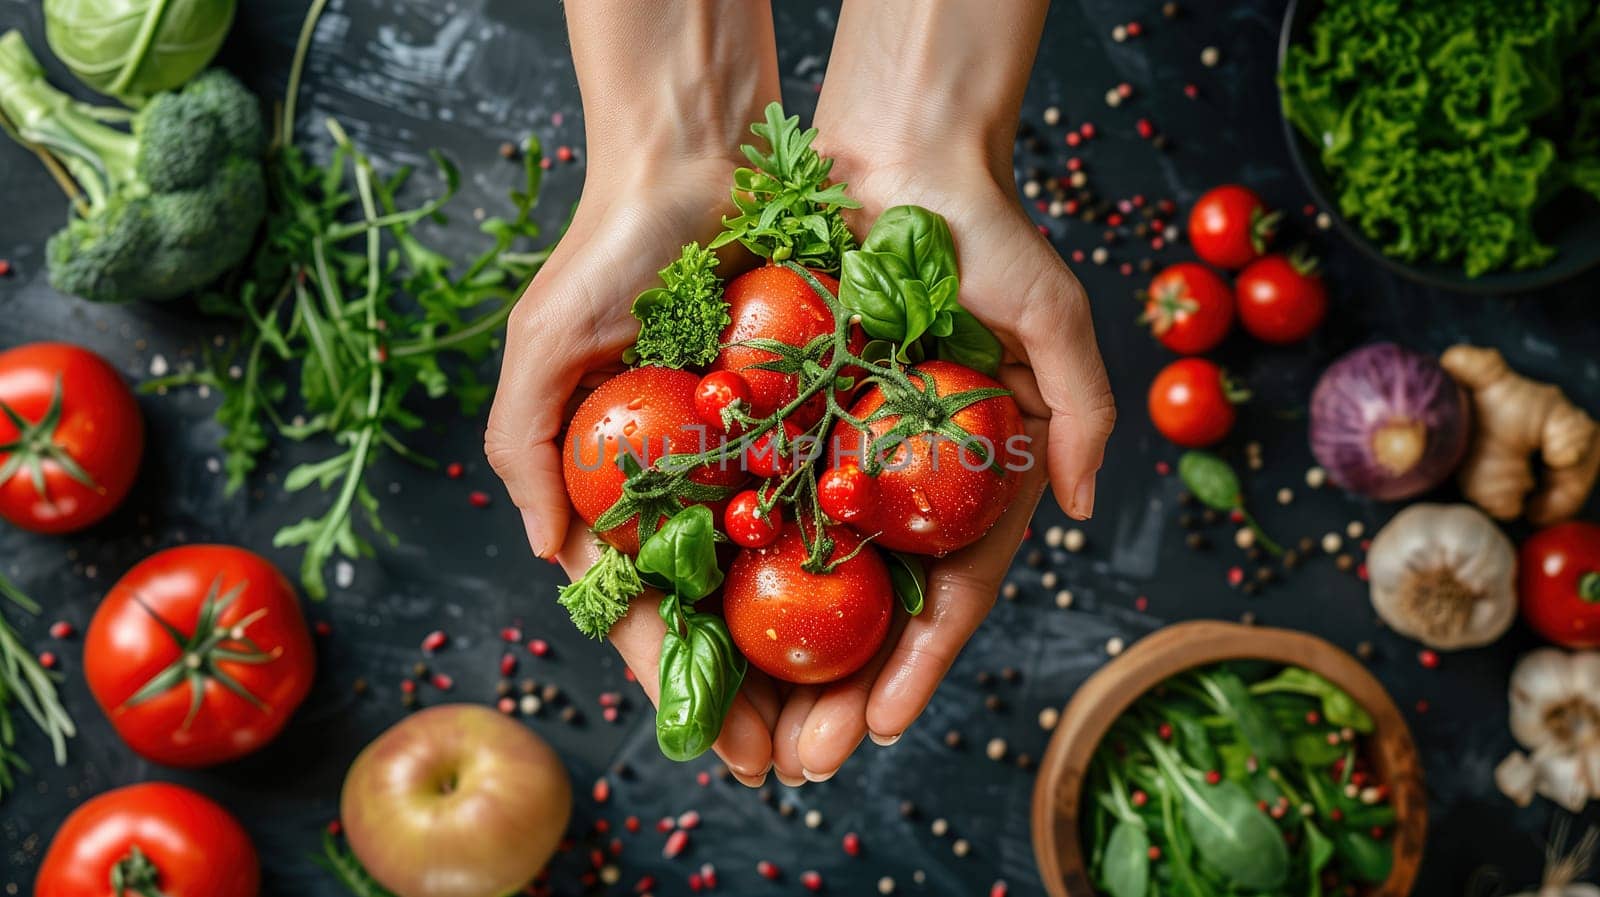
340;704;572;897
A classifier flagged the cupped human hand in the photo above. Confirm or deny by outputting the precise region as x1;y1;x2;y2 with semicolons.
485;161;783;785
762;128;1117;784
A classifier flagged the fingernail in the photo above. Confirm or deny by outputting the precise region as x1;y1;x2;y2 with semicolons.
774;771;805;788
521;509;550;557
802;768;835;783
732;769;769;789
1070;477;1097;520
869;731;901;747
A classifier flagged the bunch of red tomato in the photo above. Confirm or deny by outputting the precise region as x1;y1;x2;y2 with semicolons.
562;265;1025;684
4;343;313;895
1144;185;1328;447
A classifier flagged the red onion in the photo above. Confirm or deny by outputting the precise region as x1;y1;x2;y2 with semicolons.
1309;342;1469;500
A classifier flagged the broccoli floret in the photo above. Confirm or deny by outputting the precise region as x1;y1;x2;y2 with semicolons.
0;30;266;304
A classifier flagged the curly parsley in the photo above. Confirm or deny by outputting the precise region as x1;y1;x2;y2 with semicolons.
558;545;645;639
627;242;729;369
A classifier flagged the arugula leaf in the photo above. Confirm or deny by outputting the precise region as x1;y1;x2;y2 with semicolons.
627;242;728;369
710;102;860;271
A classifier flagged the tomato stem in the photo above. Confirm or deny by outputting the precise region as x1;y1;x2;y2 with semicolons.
1580;571;1600;604
110;845;171;897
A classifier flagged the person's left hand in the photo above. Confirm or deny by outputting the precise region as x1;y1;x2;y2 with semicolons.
760;119;1117;785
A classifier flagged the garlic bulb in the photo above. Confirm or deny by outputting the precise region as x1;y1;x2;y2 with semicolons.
1496;649;1600;813
1366;503;1516;649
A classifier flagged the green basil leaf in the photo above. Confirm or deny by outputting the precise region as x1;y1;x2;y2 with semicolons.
860;205;958;287
887;551;927;616
655;595;747;762
635;506;723;601
839;249;911;341
1178;450;1242;511
900;279;934;351
1334;830;1393;883
1102;821;1151;897
936;308;1002;376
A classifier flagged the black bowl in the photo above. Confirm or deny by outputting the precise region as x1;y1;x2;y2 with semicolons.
1277;0;1600;295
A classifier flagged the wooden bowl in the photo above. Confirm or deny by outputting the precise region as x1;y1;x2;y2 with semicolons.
1030;621;1427;897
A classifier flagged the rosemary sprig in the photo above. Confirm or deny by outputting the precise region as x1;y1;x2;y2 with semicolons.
0;569;75;802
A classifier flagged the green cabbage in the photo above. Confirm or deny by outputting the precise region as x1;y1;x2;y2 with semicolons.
43;0;235;105
1281;0;1600;277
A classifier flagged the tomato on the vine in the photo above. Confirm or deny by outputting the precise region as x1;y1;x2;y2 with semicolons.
563;367;747;554
828;360;1024;556
1235;251;1327;344
694;370;755;434
725;489;782;548
745;419;807;479
1519;521;1600;649
710;266;864;429
817;463;877;525
85;545;315;767
0;342;143;534
1148;358;1239;447
1188;185;1279;270
1142;262;1235;354
36;782;259;897
723;525;892;684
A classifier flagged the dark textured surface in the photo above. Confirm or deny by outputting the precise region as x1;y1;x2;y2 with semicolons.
2;1;1597;895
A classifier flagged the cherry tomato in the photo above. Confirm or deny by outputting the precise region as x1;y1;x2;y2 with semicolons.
745;420;808;479
1142;262;1235;354
817;463;878;525
725;489;783;548
710;266;864;429
694;370;755;434
828;361;1024;556
0;342;144;533
85;545;316;767
1519;521;1600;648
1148;358;1238;447
563;367;747;554
36;782;259;897
723;525;892;684
1235;252;1327;344
1188;185;1279;270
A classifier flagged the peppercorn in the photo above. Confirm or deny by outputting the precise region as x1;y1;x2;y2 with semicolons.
1177;490;1196;506
1256;567;1275;584
1336;553;1355;572
411;662;429;678
1001;667;1020;683
352;678;368;695
944;729;963;749
1242;581;1260;596
1282;550;1300;570
1202;509;1220;525
984;694;1004;712
899;800;918;818
1186;532;1210;550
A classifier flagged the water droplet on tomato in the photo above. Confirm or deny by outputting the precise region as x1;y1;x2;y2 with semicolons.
911;489;933;514
907;515;936;534
622;421;637;437
627;397;645;410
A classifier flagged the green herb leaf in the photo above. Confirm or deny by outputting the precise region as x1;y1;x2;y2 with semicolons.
936;308;1002;376
557;546;644;640
886;551;928;616
655;593;747;762
627;242;728;369
1102;821;1151;897
1178;450;1241;511
1334;829;1394;883
711;103;859;271
0;570;75;800
1250;667;1375;734
635;506;724;602
315;831;398;897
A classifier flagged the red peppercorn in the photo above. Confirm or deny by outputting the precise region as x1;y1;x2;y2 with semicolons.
326;819;342;835
1229;508;1246;524
1155;460;1171;475
756;860;780;880
1306;710;1321;725
602;706;619;723
1107;213;1124;227
0;260;12;276
701;864;718;888
1131;789;1149;807
990;882;1009;897
657;817;675;833
445;462;464;479
468;490;492;508
500;653;518;676
1330;808;1344;822
1184;83;1199;99
1066;131;1082;147
626;815;641;834
633;875;654;893
38;651;58;670
1415;699;1430;714
801;870;823;891
688;872;704;892
497;696;516;714
1205;769;1222;785
678;810;701;830
1370;826;1386;839
48;621;75;639
696;771;711;786
314;620;332;637
429;673;453;691
528;638;551;657
1147;845;1162;859
1116;82;1133;98
1157;722;1174;740
663;829;689;859
400;679;416;695
556;145;574;163
1080;122;1097;139
1151;237;1166;251
1136;118;1155;139
1227;567;1245;587
842;832;862;856
592;777;611;803
1418;649;1440;669
421;630;448;653
1067;157;1083;172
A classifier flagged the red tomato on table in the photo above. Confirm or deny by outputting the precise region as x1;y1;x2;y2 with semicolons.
563;367;746;554
1519;521;1600;648
1142;262;1234;354
0;342;143;533
723;526;892;684
35;782;259;897
1148;357;1238;447
828;360;1024;556
710;265;863;429
1235;252;1327;344
1188;184;1278;270
85;545;315;767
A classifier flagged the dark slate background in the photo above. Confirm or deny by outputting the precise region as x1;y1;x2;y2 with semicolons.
2;0;1597;894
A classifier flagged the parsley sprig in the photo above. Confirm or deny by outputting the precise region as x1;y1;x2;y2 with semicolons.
710;103;859;272
626;242;729;369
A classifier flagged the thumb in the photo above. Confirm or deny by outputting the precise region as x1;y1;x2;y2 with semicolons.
1016;260;1116;520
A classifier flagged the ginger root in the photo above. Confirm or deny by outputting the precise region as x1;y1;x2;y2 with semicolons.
1441;345;1600;525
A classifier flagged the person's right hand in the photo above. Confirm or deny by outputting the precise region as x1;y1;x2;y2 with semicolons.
485;156;784;786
